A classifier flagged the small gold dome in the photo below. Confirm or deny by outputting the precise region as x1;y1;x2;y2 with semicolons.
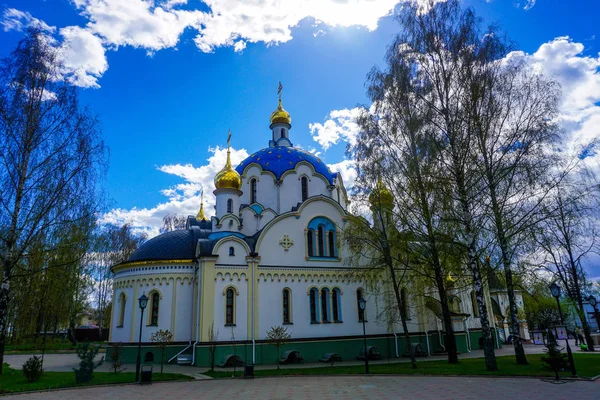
214;131;242;190
196;201;208;221
369;178;394;208
270;98;291;125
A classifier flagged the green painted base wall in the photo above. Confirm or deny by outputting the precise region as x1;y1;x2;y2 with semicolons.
106;329;502;368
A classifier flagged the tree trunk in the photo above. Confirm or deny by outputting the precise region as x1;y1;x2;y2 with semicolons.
484;161;528;364
455;167;497;371
386;249;417;368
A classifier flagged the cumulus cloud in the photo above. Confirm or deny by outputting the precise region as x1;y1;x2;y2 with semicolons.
309;107;362;150
504;37;600;171
100;146;249;237
59;26;108;88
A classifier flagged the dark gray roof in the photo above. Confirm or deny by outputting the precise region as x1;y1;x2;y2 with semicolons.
128;227;208;262
127;216;260;263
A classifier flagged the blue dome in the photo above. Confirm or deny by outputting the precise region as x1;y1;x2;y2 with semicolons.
235;147;337;184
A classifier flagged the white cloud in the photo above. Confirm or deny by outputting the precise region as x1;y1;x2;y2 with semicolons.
523;0;536;11
309;107;362;150
100;146;249;237
1;8;56;33
327;159;358;190
505;37;600;170
3;1;430;87
59;26;108;88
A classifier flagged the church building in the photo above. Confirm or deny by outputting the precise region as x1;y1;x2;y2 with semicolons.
109;92;528;366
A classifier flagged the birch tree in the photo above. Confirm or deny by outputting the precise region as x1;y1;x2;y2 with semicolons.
0;30;105;374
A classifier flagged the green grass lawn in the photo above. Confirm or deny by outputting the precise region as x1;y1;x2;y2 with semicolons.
205;354;600;379
0;364;193;394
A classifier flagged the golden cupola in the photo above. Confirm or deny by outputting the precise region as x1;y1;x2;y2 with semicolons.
214;131;242;191
196;200;208;221
369;177;394;208
269;97;291;126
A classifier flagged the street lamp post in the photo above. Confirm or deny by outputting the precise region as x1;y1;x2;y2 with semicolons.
587;295;600;334
135;293;149;383
358;297;369;374
549;283;577;377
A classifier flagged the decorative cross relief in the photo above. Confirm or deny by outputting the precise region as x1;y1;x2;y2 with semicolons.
279;234;294;251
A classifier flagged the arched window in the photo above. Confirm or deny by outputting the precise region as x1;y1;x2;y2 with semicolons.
317;225;325;256
301;176;308;201
328;230;336;257
281;127;286;138
283;288;292;324
227;198;233;213
307;230;314;257
471;290;480;317
449;296;461;313
250;178;257;204
321;288;330;322
226;288;235;325
357;289;365;322
307;217;336;259
401;288;410;319
118;292;126;327
149;292;159;326
309;288;318;323
229;246;235;256
332;288;342;322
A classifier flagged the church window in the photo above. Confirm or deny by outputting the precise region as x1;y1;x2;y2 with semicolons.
281;128;286;138
229;246;235;256
321;288;330;322
328;230;336;257
357;289;365;322
449;296;461;313
309;288;318;323
471;290;480;317
401;287;410;319
307;230;314;257
301;176;308;202
332;288;341;322
118;292;126;327
226;288;235;325
227;199;233;213
149;292;159;326
317;225;325;256
306;217;337;259
283;288;292;324
250;178;257;204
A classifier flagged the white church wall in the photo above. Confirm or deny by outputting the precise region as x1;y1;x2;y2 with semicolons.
173;278;194;342
214;239;249;265
256;200;348;268
255;278;388;340
111;286;134;343
278;165;330;213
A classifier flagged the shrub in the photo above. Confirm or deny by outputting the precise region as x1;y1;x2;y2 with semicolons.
73;341;104;383
22;356;43;382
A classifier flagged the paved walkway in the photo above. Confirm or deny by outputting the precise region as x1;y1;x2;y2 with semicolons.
3;375;600;400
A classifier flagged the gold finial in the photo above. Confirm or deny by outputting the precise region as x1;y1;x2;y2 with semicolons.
196;189;208;221
270;82;291;125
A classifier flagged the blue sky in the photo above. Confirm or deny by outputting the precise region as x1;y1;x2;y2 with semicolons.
1;0;600;275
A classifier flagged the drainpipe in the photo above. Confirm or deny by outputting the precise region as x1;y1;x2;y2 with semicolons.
250;252;258;364
192;259;203;365
464;319;471;353
393;332;399;358
425;330;431;356
436;319;445;351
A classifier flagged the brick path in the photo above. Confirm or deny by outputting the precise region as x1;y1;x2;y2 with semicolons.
4;375;600;400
